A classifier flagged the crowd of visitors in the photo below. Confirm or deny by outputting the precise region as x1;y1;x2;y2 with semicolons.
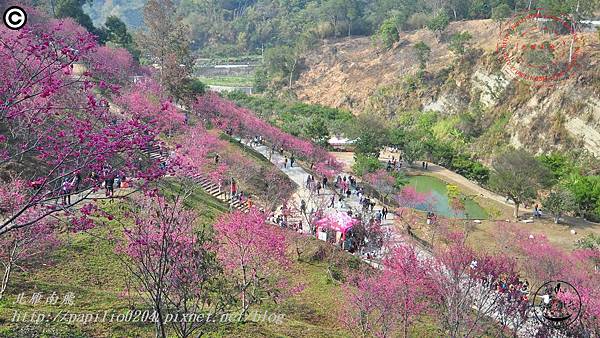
59;164;133;205
386;156;403;171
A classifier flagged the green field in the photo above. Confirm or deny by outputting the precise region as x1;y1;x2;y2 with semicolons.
198;76;254;87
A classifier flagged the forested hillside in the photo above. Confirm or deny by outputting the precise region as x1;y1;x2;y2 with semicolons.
293;19;600;160
82;0;599;56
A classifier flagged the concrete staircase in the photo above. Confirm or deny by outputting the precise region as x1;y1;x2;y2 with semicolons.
146;144;249;212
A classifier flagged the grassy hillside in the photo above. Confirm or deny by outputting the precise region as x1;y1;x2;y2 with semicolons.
0;181;226;337
0;178;376;337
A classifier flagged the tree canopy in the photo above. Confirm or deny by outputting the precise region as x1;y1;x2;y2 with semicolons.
489;149;552;217
80;0;600;57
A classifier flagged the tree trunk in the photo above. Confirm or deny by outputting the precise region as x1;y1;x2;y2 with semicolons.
50;0;56;16
568;1;580;63
155;306;167;338
333;18;338;38
514;203;520;218
554;214;560;224
0;262;12;299
0;242;18;299
288;58;297;88
241;262;249;316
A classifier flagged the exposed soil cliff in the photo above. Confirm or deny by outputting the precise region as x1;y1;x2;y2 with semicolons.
293;19;600;157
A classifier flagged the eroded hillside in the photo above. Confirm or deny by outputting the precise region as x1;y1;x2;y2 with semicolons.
294;20;600;158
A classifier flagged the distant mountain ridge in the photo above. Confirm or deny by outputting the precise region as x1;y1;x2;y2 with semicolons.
84;0;146;28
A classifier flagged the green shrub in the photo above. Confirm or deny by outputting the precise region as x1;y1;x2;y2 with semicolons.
352;154;382;176
450;155;490;184
575;233;600;250
563;174;600;221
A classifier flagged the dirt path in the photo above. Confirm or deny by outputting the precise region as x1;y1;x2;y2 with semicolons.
332;150;600;234
333;151;519;215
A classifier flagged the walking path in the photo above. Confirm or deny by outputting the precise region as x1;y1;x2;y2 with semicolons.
336;150;599;228
39;144;250;214
237;138;410;262
237;141;560;337
402;161;599;228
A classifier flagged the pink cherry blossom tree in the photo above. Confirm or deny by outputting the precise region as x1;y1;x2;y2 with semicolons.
0;180;59;298
0;13;161;235
193;93;341;174
84;45;137;86
495;223;600;336
341;269;402;337
213;208;290;316
364;169;397;205
567;249;600;336
117;193;223;338
396;186;435;210
0;215;58;299
495;223;567;284
342;244;434;338
429;232;529;338
173;125;227;181
384;244;434;338
116;78;186;135
395;186;438;243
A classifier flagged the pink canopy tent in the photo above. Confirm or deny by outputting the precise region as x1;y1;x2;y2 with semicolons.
315;211;359;241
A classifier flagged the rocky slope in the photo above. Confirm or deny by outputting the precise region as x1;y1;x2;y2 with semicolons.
293;19;600;158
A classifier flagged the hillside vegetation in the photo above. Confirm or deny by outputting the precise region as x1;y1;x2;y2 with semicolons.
293;19;600;159
82;0;598;56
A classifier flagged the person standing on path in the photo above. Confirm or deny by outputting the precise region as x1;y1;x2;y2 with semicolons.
71;171;81;194
329;195;335;208
231;179;237;200
290;155;295;167
339;195;346;208
322;176;328;188
300;199;307;215
105;174;115;198
284;157;288;169
61;178;72;205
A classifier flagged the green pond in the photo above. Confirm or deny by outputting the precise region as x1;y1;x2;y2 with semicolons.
407;175;488;219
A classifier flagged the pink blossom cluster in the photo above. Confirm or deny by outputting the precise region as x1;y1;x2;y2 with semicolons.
0;11;164;235
116;78;186;135
213;208;292;311
194;93;341;175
